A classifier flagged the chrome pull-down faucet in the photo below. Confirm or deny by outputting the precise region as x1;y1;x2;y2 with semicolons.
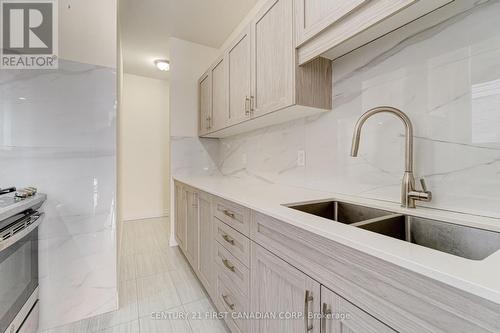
350;106;432;208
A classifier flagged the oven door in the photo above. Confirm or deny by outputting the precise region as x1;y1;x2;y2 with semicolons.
0;212;43;333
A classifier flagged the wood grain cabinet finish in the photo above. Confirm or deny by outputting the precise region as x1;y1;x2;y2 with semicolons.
321;286;396;333
250;0;332;118
216;270;249;333
174;182;187;251
198;71;212;136
214;217;251;267
251;211;500;333
294;0;368;47
227;26;252;126
251;0;294;116
296;0;452;65
211;56;229;131
250;242;321;333
175;182;499;333
184;187;199;268
215;242;250;296
197;191;215;297
198;0;332;139
213;197;251;236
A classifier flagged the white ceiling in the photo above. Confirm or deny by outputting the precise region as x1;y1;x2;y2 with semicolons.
120;0;258;80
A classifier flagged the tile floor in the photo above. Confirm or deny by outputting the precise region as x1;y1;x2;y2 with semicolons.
41;217;228;333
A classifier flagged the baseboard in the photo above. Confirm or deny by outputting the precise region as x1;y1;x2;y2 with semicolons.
122;211;169;222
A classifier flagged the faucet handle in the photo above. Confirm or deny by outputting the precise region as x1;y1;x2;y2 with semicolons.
420;178;428;192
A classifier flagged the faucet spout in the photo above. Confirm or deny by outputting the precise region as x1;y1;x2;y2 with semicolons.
350;106;413;172
350;106;430;208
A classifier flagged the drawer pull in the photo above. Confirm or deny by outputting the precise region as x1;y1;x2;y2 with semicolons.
222;294;235;310
222;258;236;272
223;209;235;218
222;233;235;245
304;290;314;331
321;302;332;333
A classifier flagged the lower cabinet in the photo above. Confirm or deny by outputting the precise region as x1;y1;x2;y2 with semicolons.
250;242;321;333
197;191;215;297
174;182;186;251
175;182;489;333
320;286;397;333
185;187;199;268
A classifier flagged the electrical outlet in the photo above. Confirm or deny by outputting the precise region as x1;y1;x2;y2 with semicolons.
297;150;306;167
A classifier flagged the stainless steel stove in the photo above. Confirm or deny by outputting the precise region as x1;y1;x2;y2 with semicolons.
0;188;46;333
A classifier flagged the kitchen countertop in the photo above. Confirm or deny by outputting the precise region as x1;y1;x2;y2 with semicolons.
0;193;47;221
174;175;500;304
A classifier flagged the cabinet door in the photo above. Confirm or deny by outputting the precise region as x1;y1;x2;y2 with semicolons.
185;188;199;269
198;71;212;135
251;243;320;333
228;26;252;125
251;0;294;117
197;192;214;296
174;183;186;251
295;0;368;46
320;286;397;333
211;57;228;131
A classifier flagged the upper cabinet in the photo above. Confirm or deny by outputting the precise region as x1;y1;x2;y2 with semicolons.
227;26;252;126
211;56;229;130
199;0;332;138
198;71;212;136
198;0;451;137
251;0;295;116
295;0;368;47
296;0;453;65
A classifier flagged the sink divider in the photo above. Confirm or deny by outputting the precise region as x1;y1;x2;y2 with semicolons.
350;213;405;228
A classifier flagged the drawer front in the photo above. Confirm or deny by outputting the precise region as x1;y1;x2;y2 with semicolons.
213;197;250;236
214;217;250;267
215;242;249;296
216;271;249;333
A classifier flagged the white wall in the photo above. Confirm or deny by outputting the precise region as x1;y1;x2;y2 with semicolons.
120;73;170;221
59;0;117;68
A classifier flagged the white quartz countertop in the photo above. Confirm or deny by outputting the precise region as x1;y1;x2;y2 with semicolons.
174;175;500;304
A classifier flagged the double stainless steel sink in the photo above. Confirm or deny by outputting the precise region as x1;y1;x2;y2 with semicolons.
288;200;500;260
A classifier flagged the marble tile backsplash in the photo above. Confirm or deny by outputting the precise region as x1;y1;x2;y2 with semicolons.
219;0;500;218
0;60;117;329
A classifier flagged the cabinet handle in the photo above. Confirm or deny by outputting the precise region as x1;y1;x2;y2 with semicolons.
223;209;235;219
206;116;211;129
222;258;236;272
321;302;332;333
222;294;235;311
304;290;314;332
245;96;250;116
222;233;235;245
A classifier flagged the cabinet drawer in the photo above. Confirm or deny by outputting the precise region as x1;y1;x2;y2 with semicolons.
214;218;250;267
213;197;250;236
216;271;249;333
215;242;249;296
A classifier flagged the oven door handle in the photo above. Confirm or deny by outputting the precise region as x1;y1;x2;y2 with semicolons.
0;212;44;252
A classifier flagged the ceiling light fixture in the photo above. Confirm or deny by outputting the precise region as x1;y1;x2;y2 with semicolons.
154;59;170;71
